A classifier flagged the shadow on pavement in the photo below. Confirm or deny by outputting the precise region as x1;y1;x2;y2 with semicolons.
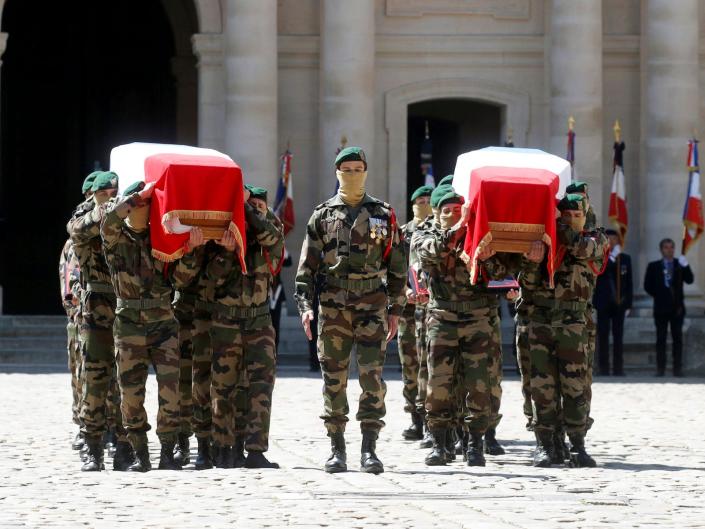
601;461;705;472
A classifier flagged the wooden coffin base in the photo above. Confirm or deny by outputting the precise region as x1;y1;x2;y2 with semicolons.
487;222;545;254
180;218;230;240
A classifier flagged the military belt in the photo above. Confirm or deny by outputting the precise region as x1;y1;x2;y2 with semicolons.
86;282;115;295
116;295;172;310
325;276;383;291
212;302;270;320
173;291;198;306
531;297;587;312
432;297;494;313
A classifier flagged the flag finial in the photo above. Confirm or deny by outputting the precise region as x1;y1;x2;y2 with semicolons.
568;116;575;131
614;120;621;142
424;120;430;140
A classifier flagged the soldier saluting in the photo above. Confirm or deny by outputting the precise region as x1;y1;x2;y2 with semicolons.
295;147;406;474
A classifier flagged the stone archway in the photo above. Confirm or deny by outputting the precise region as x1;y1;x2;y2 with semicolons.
384;78;531;215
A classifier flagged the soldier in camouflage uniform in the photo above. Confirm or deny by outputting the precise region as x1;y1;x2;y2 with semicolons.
398;184;434;441
521;194;607;468
415;191;509;466
295;147;406;474
100;180;204;472
204;185;283;469
67;171;130;472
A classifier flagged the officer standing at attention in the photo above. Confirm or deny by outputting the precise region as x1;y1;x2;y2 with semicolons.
295;147;406;474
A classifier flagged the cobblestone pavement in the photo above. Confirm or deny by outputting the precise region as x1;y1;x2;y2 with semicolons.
1;368;704;528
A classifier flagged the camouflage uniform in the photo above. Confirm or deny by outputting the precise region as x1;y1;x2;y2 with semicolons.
415;221;503;435
207;206;283;451
295;194;406;435
520;223;607;436
583;206;598;432
408;220;431;415
59;238;83;427
100;193;199;447
515;298;534;427
67;199;126;444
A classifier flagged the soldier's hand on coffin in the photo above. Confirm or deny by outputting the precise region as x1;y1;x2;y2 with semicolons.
506;289;519;301
188;227;205;251
524;240;546;263
477;244;496;261
138;182;155;200
301;310;314;341
460;202;470;226
217;230;237;252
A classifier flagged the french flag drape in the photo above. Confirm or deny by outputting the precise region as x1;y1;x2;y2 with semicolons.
608;137;628;246
274;149;295;237
682;138;704;254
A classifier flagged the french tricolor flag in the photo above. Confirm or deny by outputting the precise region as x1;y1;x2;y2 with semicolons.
682;138;704;254
608;140;628;245
274;149;295;237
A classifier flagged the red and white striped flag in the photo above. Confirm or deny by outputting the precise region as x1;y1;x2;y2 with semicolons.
682;138;704;254
608;136;628;245
274;148;295;237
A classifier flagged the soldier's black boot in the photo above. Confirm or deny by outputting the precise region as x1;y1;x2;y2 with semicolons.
103;428;117;457
484;428;505;456
72;431;85;450
158;440;182;470
552;430;569;464
466;433;486;467
232;436;246;468
245;451;280;469
81;439;105;472
402;412;424;441
454;426;465;455
127;435;151;472
532;430;554;468
424;429;448;466
360;431;384;474
324;431;347;473
194;437;213;470
419;420;433;449
79;442;90;462
568;433;597;468
445;428;457;462
112;441;134;471
173;433;190;467
213;444;234;469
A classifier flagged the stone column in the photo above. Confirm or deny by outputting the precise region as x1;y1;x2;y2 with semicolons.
642;0;700;264
223;0;278;195
548;0;603;214
192;34;226;151
319;0;375;200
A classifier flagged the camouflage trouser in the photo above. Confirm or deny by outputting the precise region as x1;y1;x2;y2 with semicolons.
175;308;194;437
528;310;589;435
114;314;181;445
66;317;82;426
397;304;419;415
317;301;388;435
415;305;428;416
515;315;533;427
190;313;213;439
585;307;596;432
79;292;125;442
232;315;277;452
425;306;501;434
488;330;503;431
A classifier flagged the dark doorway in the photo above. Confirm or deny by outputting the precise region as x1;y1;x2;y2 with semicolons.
407;99;501;218
0;0;198;314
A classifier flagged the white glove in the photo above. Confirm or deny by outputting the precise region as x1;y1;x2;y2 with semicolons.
678;255;689;267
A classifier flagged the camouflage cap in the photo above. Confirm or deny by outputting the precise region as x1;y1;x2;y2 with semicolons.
82;171;101;194
335;146;367;169
122;180;145;196
410;184;434;202
91;171;119;192
565;180;589;195
438;174;454;187
430;184;454;208
247;186;268;202
437;191;464;209
557;193;587;212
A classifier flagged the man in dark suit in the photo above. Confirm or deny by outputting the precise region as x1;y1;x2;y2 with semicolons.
644;238;694;377
593;229;633;376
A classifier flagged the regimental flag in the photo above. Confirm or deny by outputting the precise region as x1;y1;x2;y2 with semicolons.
608;134;628;246
274;148;295;237
682;138;704;254
420;121;435;187
567;116;576;181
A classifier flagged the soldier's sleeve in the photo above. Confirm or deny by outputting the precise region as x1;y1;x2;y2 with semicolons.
570;229;609;265
101;193;148;250
246;204;284;249
518;258;544;292
385;216;407;317
59;241;69;304
68;200;105;245
171;245;204;290
294;210;323;315
265;214;285;273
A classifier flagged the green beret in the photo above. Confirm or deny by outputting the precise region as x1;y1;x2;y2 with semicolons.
438;191;464;209
91;171;119;192
335;146;367;169
430;184;454;208
247;186;268;202
82;171;101;194
438;174;454;187
122;181;144;196
565;181;589;195
411;185;434;202
557;193;586;212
